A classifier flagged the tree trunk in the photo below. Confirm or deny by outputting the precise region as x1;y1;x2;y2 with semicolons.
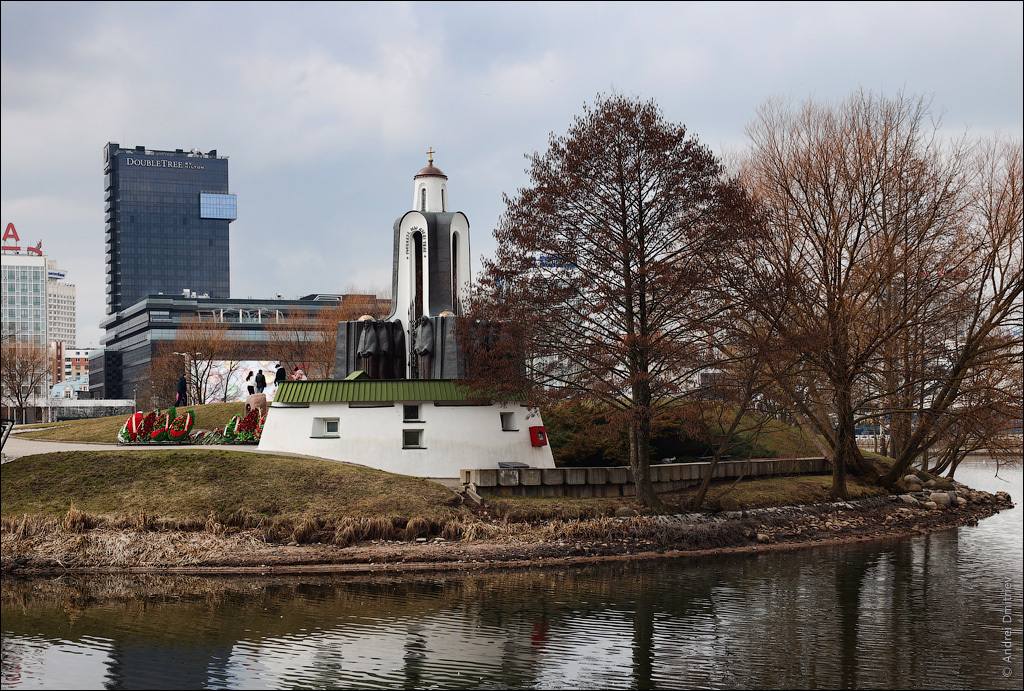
629;417;659;507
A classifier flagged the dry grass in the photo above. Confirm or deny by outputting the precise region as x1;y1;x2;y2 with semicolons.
12;402;248;443
1;449;463;522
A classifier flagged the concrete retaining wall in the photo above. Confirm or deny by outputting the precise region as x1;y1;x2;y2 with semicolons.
461;457;828;498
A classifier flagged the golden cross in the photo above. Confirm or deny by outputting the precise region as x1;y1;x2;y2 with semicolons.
426;147;435;165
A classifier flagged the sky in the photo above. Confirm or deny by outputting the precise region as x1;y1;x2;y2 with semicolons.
2;1;1022;348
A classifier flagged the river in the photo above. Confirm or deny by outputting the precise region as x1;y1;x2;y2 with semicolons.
2;461;1021;690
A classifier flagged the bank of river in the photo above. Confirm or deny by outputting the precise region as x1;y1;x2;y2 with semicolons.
2;461;1020;690
0;461;1015;577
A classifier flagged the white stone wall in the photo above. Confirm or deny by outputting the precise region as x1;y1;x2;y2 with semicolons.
258;401;556;478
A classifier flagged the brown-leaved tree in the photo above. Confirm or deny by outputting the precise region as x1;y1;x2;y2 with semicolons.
465;93;755;506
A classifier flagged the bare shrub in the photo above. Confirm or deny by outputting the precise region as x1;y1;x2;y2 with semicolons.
332;523;356;547
441;519;465;541
60;505;99;533
290;517;322;544
404;516;435;541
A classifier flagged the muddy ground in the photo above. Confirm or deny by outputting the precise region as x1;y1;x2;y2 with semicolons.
2;484;1013;577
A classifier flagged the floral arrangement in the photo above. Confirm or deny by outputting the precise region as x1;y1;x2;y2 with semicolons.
150;406;176;441
168;410;195;440
234;408;261;442
255;408;267;442
117;412;146;443
221;414;242;441
142;410;158;438
115;405;269;445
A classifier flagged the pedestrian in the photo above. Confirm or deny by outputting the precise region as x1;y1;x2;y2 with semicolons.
255;369;267;393
291;365;306;381
274;363;287;386
175;374;188;406
245;371;255;395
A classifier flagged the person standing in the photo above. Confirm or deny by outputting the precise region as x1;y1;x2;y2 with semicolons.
255;369;267;394
245;371;255;395
274;363;287;386
175;374;188;406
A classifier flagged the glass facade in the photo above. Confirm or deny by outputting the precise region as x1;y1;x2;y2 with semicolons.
200;193;238;220
104;143;234;315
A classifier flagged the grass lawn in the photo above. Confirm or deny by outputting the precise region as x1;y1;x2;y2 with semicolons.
1;449;464;524
12;402;248;443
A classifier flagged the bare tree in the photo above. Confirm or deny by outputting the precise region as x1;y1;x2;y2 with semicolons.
1;340;51;424
739;89;980;498
169;316;232;405
465;93;756;506
136;343;184;410
265;294;389;379
876;136;1023;484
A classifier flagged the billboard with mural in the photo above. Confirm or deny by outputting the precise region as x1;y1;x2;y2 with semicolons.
204;360;283;404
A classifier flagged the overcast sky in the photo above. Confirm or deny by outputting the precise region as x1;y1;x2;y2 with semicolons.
2;1;1022;348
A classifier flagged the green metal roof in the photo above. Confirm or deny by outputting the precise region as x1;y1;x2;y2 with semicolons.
274;379;480;404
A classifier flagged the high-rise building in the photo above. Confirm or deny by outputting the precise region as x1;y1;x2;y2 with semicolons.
1;223;76;346
103;143;236;315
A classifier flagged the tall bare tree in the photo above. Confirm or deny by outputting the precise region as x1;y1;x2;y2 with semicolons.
876;135;1023;484
1;340;51;423
739;90;978;498
740;91;1022;496
465;93;756;506
157;315;232;406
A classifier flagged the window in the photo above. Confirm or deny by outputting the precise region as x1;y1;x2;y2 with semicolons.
500;411;517;431
403;404;421;422
403;429;424;449
312;417;340;438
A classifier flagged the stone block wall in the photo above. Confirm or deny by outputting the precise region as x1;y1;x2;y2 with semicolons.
461;457;828;498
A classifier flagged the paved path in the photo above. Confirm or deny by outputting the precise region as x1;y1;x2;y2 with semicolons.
0;434;462;489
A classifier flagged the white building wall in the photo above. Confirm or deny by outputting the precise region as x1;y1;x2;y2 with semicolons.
0;253;75;346
258;401;556;478
47;273;76;345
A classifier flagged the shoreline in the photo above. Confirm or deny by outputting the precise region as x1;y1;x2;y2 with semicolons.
3;488;1013;578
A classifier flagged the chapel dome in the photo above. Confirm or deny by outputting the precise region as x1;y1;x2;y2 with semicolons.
414;164;447;179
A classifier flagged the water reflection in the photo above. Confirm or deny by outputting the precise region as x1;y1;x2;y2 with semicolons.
3;462;1021;690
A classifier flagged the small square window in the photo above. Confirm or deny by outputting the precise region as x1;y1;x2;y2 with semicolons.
312;417;340;438
500;411;518;431
403;429;424;449
403;404;421;422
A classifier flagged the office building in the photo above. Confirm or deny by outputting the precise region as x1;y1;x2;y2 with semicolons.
1;224;76;346
103;142;236;315
91;293;389;400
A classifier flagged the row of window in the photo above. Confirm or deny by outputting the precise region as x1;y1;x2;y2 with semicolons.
310;408;519;449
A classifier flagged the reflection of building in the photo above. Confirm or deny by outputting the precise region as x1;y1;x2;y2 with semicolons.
103;142;236;315
91;293;388;400
1;224;76;346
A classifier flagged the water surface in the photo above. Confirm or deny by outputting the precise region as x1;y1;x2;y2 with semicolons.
3;461;1021;689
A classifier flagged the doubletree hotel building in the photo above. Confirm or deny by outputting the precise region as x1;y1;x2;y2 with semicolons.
97;142;236;398
103;142;236;315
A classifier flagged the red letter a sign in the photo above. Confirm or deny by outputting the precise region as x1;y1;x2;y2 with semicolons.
3;223;20;244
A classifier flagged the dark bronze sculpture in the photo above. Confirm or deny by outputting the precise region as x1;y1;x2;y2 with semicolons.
376;319;392;379
392;320;406;379
357;318;379;378
413;315;434;379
